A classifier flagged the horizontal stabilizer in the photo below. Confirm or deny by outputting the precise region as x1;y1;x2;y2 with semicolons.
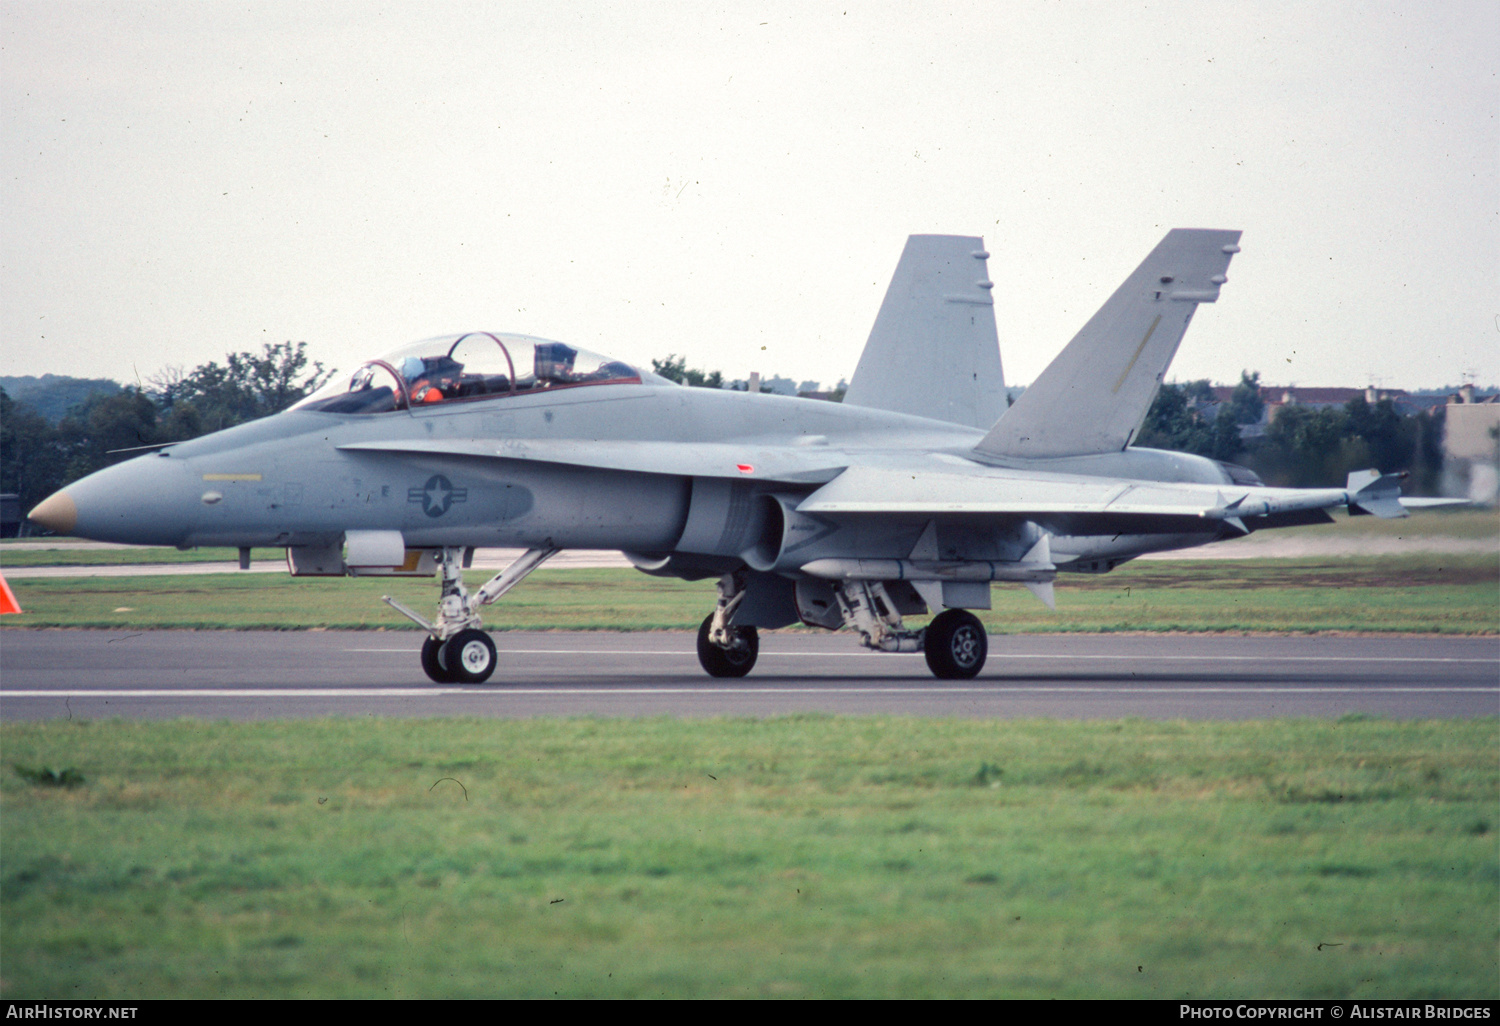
843;235;1006;428
797;460;1364;527
976;229;1241;459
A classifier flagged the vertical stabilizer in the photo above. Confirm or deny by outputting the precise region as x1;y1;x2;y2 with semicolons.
975;229;1241;459
843;235;1006;429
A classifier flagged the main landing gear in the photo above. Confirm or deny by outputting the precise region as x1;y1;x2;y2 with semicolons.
386;545;558;684
693;575;989;680
696;571;759;677
922;608;988;680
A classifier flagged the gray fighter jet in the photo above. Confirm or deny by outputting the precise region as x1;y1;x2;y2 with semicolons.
28;230;1437;683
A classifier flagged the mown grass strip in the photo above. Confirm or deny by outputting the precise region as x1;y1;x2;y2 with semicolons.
2;556;1495;633
0;546;286;567
2;716;1495;999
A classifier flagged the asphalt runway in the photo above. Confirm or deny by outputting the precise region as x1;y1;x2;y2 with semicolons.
1;629;1495;720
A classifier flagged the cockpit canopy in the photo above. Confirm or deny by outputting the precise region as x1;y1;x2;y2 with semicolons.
293;333;670;415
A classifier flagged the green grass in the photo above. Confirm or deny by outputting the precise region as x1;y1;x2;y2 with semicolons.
2;717;1495;998
1295;506;1498;540
0;546;285;567
2;555;1496;633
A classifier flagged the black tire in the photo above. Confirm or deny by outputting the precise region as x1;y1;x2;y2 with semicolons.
924;609;988;679
421;635;457;683
442;629;498;684
696;614;759;678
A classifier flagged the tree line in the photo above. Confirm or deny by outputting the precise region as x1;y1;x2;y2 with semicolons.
2;342;332;515
1135;370;1447;492
657;358;1450;493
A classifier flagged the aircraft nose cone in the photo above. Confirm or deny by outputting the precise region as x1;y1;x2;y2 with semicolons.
30;454;199;545
27;491;78;534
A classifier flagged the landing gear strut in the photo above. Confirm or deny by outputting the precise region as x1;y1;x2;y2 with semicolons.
836;581;925;653
386;545;557;684
696;571;759;677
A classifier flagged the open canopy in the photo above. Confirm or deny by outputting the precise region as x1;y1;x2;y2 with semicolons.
294;332;668;414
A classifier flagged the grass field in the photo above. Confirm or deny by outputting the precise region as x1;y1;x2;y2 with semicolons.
2;716;1495;999
0;546;286;567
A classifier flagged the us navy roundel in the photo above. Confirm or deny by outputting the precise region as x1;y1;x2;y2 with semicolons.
408;474;468;518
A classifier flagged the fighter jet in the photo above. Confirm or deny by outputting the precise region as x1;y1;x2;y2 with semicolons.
27;229;1441;683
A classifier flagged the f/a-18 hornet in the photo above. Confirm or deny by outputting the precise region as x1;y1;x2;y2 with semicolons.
29;230;1440;683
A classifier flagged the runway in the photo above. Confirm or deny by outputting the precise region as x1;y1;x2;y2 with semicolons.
1;629;1495;720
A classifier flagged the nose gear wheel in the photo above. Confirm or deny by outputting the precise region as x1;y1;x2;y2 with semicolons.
444;628;497;684
421;635;456;683
391;545;556;685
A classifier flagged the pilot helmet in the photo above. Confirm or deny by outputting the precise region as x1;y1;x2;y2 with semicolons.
534;342;578;379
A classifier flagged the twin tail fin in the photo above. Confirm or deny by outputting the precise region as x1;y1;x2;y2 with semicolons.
975;228;1241;460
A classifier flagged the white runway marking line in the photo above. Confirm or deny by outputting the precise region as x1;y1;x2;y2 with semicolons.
4;686;1496;699
345;647;1499;665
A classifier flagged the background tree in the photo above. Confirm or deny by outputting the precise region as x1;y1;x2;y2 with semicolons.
0;375;122;423
1;389;66;514
54;389;164;483
3;342;335;530
1136;379;1242;462
1342;395;1413;473
153;342;334;433
1136;381;1214;456
650;354;723;389
1226;370;1264;427
1249;404;1358;487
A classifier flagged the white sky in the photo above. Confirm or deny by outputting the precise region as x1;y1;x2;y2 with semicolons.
3;1;1496;393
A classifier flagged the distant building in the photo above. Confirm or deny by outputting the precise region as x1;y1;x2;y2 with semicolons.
1204;384;1443;441
1443;385;1500;504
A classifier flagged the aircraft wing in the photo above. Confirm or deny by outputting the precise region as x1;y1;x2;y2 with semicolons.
336;438;850;484
797;462;1420;524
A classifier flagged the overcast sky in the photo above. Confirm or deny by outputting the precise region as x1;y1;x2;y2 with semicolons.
3;1;1495;394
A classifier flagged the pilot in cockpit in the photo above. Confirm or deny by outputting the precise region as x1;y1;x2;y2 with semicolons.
533;342;578;386
401;355;464;404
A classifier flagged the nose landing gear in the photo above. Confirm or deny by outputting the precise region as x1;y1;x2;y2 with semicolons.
387;545;557;684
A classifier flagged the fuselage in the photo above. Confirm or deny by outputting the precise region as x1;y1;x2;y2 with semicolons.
34;378;1240;574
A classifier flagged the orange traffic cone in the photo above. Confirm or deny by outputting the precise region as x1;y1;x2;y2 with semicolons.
0;571;21;615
